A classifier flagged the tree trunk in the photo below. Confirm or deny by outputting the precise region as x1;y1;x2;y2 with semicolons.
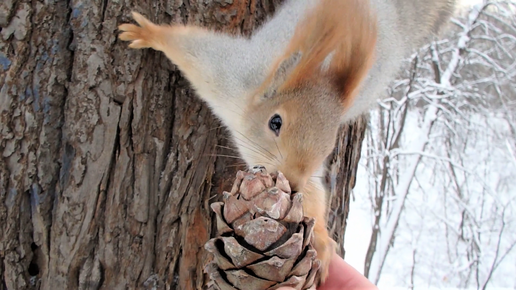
0;1;366;289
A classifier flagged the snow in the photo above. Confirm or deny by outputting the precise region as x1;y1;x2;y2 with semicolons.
344;2;516;288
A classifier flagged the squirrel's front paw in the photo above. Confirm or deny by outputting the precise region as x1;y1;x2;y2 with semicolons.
314;228;336;285
118;12;161;49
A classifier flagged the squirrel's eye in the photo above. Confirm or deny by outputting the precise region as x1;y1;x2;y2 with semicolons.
269;114;282;136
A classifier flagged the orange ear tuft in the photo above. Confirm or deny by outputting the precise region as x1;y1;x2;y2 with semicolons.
274;0;378;109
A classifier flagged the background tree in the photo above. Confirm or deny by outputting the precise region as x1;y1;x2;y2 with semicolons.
0;1;365;289
355;2;516;287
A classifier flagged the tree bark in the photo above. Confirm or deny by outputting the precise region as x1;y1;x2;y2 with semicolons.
0;1;366;289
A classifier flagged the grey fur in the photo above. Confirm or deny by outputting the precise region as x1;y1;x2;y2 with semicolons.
167;0;456;131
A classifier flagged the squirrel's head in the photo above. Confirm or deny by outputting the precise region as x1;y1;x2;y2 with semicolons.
237;0;377;191
241;77;344;190
235;0;377;190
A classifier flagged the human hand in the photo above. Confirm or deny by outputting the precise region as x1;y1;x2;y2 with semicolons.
278;253;378;290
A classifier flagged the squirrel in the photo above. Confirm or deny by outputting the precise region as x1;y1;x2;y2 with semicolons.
118;0;455;283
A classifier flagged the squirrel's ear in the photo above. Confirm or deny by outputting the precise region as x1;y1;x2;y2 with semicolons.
274;0;377;110
325;2;377;110
260;52;302;100
329;45;375;110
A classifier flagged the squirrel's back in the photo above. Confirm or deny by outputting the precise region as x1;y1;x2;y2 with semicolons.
194;0;456;122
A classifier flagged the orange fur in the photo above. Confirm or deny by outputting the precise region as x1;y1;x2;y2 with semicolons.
249;2;377;282
264;0;377;109
303;181;336;284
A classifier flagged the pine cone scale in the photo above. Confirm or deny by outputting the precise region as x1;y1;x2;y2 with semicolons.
247;255;296;282
234;217;287;251
226;269;276;290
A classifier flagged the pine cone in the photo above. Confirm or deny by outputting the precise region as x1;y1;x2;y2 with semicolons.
204;166;321;290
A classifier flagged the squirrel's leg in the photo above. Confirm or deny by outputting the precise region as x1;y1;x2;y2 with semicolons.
302;178;336;284
118;12;249;104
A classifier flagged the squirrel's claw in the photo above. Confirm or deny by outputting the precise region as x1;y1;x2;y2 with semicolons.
118;12;159;49
131;12;152;28
314;233;336;285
